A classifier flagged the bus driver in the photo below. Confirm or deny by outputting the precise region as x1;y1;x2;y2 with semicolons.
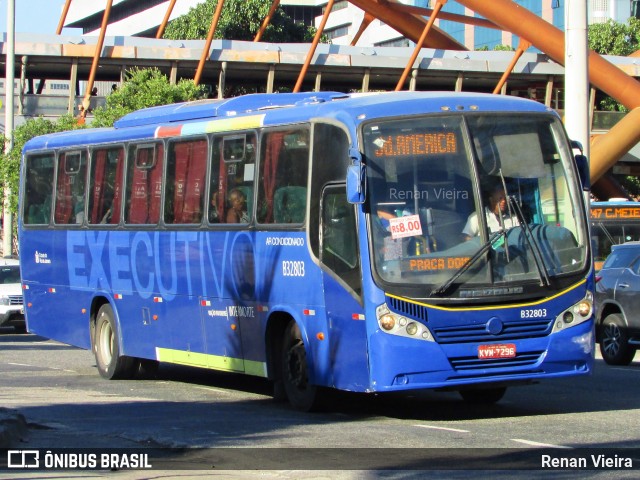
462;183;518;240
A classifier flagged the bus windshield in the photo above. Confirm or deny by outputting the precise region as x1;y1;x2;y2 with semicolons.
364;113;587;296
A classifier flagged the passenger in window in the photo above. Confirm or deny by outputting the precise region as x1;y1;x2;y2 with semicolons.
226;188;249;223
100;207;112;224
74;197;85;224
462;183;518;240
209;191;219;223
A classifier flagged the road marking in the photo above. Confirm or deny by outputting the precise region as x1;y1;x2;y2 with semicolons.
414;424;470;433
511;439;572;449
8;362;77;373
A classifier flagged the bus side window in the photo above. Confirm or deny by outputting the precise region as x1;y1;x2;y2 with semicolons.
257;128;309;224
24;154;55;225
165;139;207;224
214;133;256;224
54;151;87;225
88;147;124;225
126;143;164;225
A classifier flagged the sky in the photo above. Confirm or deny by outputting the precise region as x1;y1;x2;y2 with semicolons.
0;0;79;35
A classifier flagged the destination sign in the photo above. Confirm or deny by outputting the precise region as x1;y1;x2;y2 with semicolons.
374;132;457;157
590;206;640;220
405;256;471;272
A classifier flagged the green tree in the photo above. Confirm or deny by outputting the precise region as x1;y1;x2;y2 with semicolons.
475;44;515;51
163;0;317;42
589;17;640;57
92;67;206;127
0;115;84;214
588;18;640;112
1;68;206;218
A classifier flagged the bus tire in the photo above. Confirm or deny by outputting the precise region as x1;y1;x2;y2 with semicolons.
93;304;136;380
599;313;635;366
136;359;160;379
459;387;506;404
281;321;323;411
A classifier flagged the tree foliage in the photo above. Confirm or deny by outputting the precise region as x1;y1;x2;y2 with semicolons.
475;44;515;51
92;67;206;127
163;0;317;42
588;17;640;57
0;115;84;213
588;18;640;112
1;68;206;216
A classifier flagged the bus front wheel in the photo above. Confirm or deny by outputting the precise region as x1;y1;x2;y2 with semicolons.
281;321;323;411
459;387;506;404
93;304;136;380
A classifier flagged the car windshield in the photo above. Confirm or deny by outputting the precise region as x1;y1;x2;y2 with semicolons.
364;113;587;297
0;265;20;284
602;247;640;269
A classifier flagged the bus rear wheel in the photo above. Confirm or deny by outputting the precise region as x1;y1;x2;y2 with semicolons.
281;321;323;411
93;304;136;380
459;387;506;404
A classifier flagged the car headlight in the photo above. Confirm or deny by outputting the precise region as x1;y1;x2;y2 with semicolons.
0;296;10;306
376;303;434;341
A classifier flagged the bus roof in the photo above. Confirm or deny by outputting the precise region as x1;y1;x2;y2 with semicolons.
23;91;554;153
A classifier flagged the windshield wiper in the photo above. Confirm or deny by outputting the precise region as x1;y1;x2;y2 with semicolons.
507;195;551;287
430;231;506;297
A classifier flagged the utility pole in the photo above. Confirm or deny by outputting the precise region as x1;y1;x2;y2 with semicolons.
564;0;590;161
3;0;15;257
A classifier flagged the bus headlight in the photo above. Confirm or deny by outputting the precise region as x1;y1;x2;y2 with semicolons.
380;314;396;331
575;300;592;318
552;292;593;334
406;322;418;336
376;303;434;341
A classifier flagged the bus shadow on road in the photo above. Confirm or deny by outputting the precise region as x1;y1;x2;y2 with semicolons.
144;357;640;422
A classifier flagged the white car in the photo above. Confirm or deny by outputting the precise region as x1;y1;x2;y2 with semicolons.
0;258;25;332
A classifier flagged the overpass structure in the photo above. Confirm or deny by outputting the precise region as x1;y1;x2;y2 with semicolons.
3;0;640;197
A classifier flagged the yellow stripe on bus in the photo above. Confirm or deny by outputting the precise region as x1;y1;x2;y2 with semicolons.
155;347;267;377
386;279;587;312
181;114;266;136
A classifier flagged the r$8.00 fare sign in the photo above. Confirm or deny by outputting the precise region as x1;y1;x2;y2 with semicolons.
388;214;423;239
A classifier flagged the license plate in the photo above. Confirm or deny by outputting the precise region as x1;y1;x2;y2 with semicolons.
478;343;516;359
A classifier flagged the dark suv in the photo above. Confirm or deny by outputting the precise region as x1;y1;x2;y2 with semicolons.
595;242;640;365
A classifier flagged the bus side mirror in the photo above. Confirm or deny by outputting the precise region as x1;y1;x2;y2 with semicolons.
575;154;590;191
346;147;365;204
346;164;365;204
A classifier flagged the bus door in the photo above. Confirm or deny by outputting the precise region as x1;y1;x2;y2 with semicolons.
319;185;367;388
200;296;246;373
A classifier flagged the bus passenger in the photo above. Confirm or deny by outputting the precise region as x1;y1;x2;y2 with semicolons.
226;188;249;223
209;191;219;223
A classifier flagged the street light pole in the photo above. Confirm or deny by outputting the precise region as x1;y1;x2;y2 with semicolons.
3;0;15;257
564;0;590;161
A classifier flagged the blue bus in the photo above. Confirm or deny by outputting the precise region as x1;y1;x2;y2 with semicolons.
19;91;594;410
590;199;640;271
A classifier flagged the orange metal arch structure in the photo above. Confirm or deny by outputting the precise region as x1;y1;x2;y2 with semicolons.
59;0;640;193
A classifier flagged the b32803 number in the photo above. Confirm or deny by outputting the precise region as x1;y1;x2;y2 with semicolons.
520;308;547;318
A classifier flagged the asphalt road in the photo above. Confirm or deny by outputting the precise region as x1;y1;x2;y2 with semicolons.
1;327;640;479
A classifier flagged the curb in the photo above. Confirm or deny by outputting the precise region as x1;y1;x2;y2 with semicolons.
0;408;28;448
